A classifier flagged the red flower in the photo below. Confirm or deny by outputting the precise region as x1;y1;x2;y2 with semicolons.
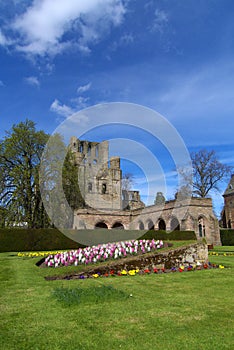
144;269;150;274
153;268;158;273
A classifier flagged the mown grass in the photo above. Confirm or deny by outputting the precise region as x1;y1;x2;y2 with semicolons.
0;244;233;350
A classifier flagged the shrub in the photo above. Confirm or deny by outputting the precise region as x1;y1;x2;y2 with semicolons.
220;229;234;246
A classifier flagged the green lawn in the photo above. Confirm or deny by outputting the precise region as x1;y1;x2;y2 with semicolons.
0;245;233;350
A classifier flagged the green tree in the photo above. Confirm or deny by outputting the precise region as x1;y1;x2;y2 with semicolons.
39;133;85;229
0;120;49;228
62;150;85;210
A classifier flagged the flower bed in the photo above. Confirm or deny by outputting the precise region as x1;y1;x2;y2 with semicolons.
60;262;224;280
43;239;164;268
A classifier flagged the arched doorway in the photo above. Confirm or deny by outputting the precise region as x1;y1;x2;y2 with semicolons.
95;222;108;229
112;222;124;229
158;218;166;230
171;217;180;231
147;219;154;230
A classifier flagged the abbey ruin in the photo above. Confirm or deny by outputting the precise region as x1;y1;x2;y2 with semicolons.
70;137;221;245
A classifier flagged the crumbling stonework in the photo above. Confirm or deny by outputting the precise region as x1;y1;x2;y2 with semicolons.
70;137;221;245
222;174;234;229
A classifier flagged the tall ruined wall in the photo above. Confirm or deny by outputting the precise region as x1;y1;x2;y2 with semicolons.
69;137;122;210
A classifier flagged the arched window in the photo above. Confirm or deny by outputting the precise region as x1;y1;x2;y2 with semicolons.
158;218;166;230
171;217;180;231
198;217;206;237
102;183;107;194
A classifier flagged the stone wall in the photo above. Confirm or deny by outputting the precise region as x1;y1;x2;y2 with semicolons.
222;174;234;229
73;197;221;245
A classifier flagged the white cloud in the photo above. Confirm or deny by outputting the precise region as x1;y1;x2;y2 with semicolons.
151;9;168;33
110;33;134;51
73;96;90;109
9;0;126;57
51;83;91;121
50;99;75;118
24;76;40;87
0;29;10;46
77;82;92;94
0;80;4;86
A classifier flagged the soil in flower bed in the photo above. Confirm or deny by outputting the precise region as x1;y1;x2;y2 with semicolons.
44;242;214;281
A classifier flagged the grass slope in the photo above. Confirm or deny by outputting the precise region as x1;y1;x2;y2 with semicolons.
0;245;233;350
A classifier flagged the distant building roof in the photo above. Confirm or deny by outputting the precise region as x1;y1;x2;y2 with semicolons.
223;174;234;196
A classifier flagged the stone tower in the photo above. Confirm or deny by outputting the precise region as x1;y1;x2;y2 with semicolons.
222;174;234;228
69;137;122;210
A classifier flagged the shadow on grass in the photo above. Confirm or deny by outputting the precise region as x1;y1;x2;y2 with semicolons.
52;285;129;306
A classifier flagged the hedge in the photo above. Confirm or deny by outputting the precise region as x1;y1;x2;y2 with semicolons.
0;228;85;253
0;228;197;253
139;230;197;241
220;229;234;246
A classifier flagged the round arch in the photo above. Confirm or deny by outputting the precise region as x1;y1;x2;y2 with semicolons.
112;222;124;229
95;221;108;229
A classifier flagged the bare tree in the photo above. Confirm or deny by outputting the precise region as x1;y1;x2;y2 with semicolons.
121;173;134;191
191;149;232;197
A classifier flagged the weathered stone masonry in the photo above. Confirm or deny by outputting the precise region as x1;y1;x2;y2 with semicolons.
70;137;221;245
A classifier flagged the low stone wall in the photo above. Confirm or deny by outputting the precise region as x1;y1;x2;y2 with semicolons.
92;242;208;272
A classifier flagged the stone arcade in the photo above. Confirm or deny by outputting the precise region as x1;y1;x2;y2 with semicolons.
70;137;221;245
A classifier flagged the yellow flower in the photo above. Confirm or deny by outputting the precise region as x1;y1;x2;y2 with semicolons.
92;274;99;278
219;265;225;269
121;270;127;275
128;270;136;276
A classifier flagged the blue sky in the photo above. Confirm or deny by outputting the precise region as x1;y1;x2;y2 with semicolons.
0;0;234;215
